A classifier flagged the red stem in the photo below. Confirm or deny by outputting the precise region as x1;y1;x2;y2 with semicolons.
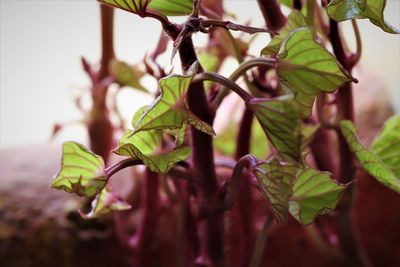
256;0;287;32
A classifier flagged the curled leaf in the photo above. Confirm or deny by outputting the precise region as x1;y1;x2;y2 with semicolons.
99;0;150;16
148;0;193;16
51;142;107;197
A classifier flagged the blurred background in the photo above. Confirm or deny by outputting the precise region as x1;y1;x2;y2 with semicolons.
0;0;399;150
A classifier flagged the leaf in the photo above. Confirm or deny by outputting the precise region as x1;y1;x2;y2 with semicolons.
99;0;150;15
327;0;399;34
340;120;400;192
261;10;307;56
289;166;346;225
276;28;353;117
51;142;107;197
371;115;400;177
109;60;148;92
114;130;191;173
134;62;215;136
248;96;302;163
148;0;193;16
254;158;297;223
80;187;131;219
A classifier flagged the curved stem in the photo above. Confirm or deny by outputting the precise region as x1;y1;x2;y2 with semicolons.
306;0;315;27
249;215;274;267
194;72;253;103
105;158;142;178
221;155;258;211
211;58;277;107
349;19;362;68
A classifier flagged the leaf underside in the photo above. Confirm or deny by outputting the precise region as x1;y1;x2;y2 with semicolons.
99;0;150;15
148;0;193;16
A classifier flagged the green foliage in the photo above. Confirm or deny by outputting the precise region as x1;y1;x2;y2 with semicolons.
114;129;191;173
148;0;193;16
51;142;107;197
327;0;399;34
261;10;307;56
248;96;302;163
99;0;150;15
371;115;400;177
109;60;148;92
134;62;215;136
289;166;346;225
340;120;400;192
276;28;353;117
81;187;131;219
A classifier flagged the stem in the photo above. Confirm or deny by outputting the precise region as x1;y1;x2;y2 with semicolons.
349;19;362;68
105;158;142;178
256;0;287;32
249;215;274;267
201;19;273;34
193;72;253;102
178;36;224;267
293;0;302;10
212;58;277;107
306;0;315;27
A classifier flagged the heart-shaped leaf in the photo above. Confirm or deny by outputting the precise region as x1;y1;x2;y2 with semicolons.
289;166;346;225
99;0;151;15
114;129;191;173
340;120;400;192
134;62;215;136
148;0;193;16
248;96;302;163
109;60;148;92
327;0;399;34
261;10;307;56
80;187;131;219
276;28;353;117
371;115;400;177
254;158;298;223
51;142;107;197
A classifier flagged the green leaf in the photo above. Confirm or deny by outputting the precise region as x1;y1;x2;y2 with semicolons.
261;10;307;56
109;60;148;92
276;28;353;117
340;120;400;192
148;0;193;16
327;0;399;34
114;130;191;173
254;158;298;223
279;0;293;8
248;96;302;163
371;115;400;177
80;187;131;219
99;0;150;15
51;142;107;197
289;166;346;225
134;62;215;136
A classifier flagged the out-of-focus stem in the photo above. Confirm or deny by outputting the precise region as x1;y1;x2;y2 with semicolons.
249;216;273;267
256;0;287;32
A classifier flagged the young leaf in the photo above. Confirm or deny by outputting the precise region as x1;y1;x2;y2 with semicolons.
327;0;399;34
371;115;400;177
109;60;148;92
51;142;107;197
99;0;150;15
289;166;346;225
80;187;131;219
340;120;400;192
148;0;193;16
276;28;353;117
114;130;191;173
134;62;215;136
261;10;307;56
254;158;297;223
248;96;302;163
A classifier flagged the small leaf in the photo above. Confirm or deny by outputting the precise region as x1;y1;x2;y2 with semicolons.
248;96;302;163
134;62;215;136
276;28;353;117
340;120;400;192
80;187;131;219
261;10;307;56
99;0;150;15
51;142;107;197
327;0;399;34
148;0;193;16
371;115;400;177
114;130;191;173
109;60;148;92
254;158;297;223
289;166;346;225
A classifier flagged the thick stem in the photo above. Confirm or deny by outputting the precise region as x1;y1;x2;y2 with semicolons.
130;168;160;266
256;0;287;32
249;215;273;267
178;36;224;267
99;5;115;79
